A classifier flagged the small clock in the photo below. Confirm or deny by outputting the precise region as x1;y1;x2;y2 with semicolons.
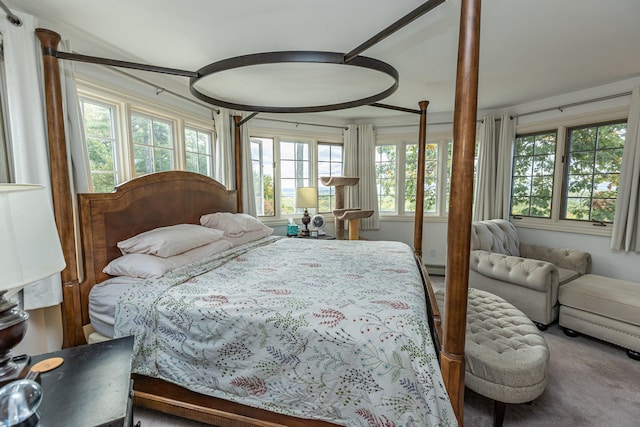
311;214;326;235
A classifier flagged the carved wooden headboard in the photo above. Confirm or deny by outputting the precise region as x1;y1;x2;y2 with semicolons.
67;171;237;345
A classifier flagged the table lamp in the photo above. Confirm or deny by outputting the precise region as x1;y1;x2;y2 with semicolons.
295;187;317;236
0;185;66;382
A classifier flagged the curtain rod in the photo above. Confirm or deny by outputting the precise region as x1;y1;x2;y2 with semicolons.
377;90;633;129
513;91;632;119
252;117;348;130
0;0;21;26
102;63;220;116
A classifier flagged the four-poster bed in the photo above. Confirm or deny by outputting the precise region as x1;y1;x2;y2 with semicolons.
34;0;480;425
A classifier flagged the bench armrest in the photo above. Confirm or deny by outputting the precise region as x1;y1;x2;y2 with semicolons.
519;243;592;275
470;250;559;292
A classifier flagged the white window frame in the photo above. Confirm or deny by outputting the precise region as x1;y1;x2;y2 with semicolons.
77;80;216;189
249;127;342;224
375;133;452;220
511;106;628;236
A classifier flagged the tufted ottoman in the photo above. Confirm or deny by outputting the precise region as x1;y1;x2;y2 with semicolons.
559;274;640;360
436;288;549;426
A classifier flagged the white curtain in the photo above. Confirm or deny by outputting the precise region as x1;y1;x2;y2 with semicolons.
473;116;496;221
473;114;515;221
343;125;358;209
59;39;92;285
240;113;256;216
342;124;379;230
357;124;379;229
1;12;62;309
60;40;92;194
214;108;234;188
611;85;640;251
495;113;516;219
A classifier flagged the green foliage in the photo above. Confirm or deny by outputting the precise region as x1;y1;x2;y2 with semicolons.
564;122;625;222
511;131;556;218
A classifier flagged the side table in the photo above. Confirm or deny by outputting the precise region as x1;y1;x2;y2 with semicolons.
30;335;134;427
295;234;335;240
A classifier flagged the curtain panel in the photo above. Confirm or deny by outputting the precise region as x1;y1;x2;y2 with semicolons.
611;85;640;252
240;113;256;217
342;124;379;230
472;114;515;221
473;116;496;221
1;12;63;309
214;108;234;189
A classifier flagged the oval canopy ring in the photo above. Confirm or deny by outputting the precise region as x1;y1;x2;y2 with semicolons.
189;51;399;114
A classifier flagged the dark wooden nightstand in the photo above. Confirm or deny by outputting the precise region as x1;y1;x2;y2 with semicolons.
296;234;335;240
30;336;134;427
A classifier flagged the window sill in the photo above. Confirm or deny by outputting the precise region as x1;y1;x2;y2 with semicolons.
510;217;612;237
378;214;448;223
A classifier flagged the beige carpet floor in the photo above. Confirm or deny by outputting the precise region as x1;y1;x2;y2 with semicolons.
133;275;640;426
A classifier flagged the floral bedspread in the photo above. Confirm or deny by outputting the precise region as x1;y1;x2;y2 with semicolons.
114;237;456;426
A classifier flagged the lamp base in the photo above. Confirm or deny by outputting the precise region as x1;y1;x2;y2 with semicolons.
301;209;311;236
0;356;30;387
0;292;29;384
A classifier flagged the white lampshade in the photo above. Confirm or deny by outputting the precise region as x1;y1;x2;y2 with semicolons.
0;185;66;291
295;187;317;209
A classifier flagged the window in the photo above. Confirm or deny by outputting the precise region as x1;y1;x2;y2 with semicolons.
563;121;625;223
510;131;557;218
375;139;451;216
251;137;275;217
131;112;174;176
375;145;397;213
250;131;342;219
79;86;216;193
317;143;343;213
280;140;311;214
184;126;214;176
404;143;439;213
510;115;627;233
80;98;119;193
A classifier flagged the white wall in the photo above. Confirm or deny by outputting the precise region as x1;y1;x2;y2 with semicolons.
516;226;640;282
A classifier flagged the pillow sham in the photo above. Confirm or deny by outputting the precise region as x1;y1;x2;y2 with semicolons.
200;212;271;237
117;224;224;258
222;227;274;247
104;239;233;278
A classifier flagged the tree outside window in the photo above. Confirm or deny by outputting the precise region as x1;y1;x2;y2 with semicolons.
185;127;213;177
563;121;625;222
404;143;438;213
510;131;556;218
251;137;275;217
131;113;174;176
80;98;118;193
375;145;397;212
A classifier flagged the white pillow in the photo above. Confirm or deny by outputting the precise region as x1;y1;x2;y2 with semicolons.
200;212;271;237
105;239;233;278
222;228;274;247
117;224;224;258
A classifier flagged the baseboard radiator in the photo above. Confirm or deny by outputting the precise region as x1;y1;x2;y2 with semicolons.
424;264;446;276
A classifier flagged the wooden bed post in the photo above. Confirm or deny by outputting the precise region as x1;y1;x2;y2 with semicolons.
413;100;429;258
443;0;481;424
233;115;243;213
35;28;82;348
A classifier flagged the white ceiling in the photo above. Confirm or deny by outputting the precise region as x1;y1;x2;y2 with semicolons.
5;0;640;121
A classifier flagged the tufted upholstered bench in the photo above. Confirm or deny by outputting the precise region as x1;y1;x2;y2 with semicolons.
470;219;591;328
559;274;640;360
436;287;549;427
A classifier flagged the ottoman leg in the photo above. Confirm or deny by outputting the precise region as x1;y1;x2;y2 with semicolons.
563;328;579;338
493;400;506;427
627;350;640;361
534;322;547;331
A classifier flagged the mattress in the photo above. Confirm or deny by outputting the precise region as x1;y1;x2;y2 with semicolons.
92;236;456;426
